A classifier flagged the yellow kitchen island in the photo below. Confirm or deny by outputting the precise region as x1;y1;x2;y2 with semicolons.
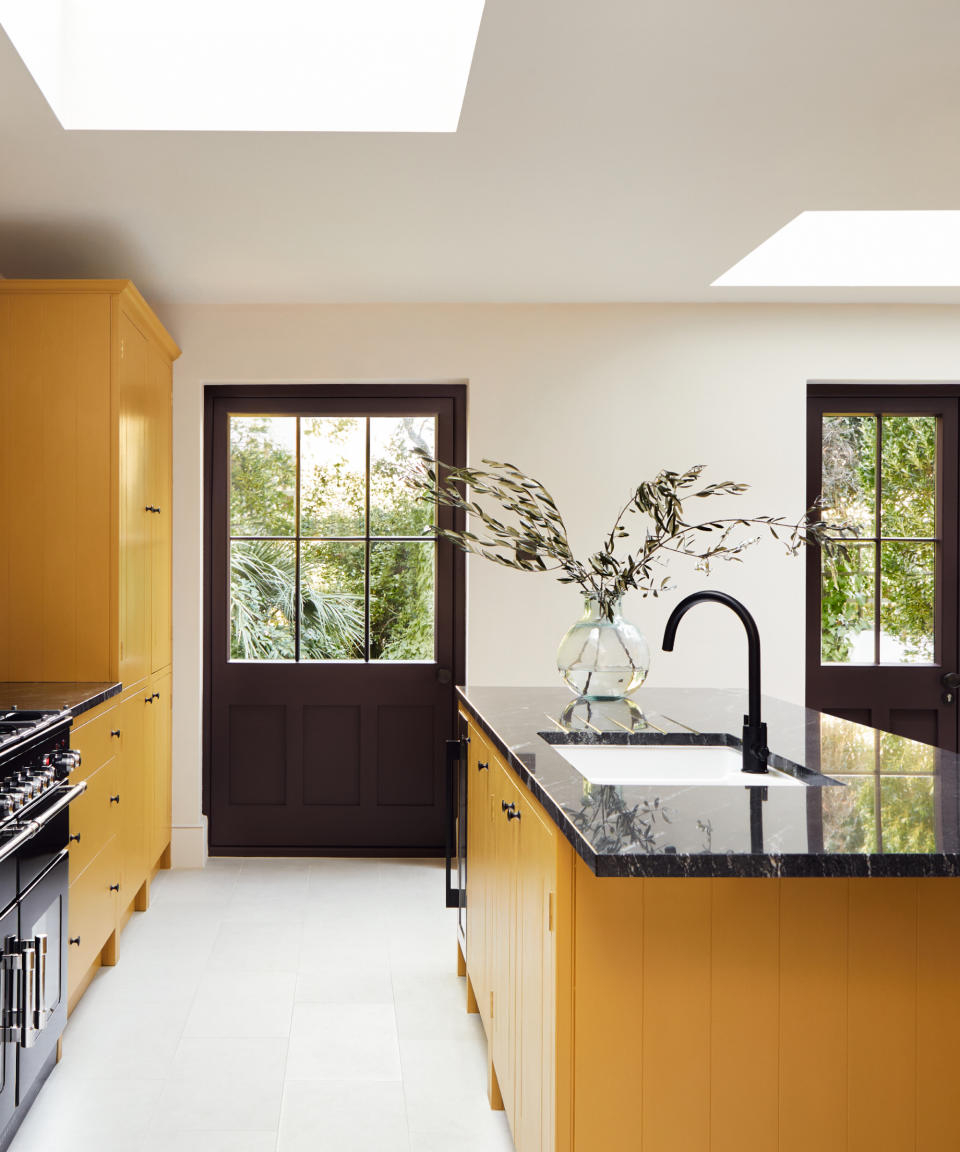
456;686;960;1152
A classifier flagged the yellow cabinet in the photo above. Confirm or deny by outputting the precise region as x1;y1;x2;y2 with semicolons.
462;710;559;1152
0;280;178;1013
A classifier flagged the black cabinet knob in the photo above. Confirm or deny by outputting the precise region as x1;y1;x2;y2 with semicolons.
69;937;80;947
109;883;120;892
68;833;81;844
110;730;121;738
478;761;489;771
501;800;515;813
507;809;522;822
110;795;120;805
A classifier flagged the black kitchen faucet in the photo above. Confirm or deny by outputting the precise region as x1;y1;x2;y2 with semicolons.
661;590;770;775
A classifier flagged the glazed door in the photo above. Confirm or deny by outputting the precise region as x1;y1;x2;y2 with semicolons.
206;386;465;853
806;388;960;751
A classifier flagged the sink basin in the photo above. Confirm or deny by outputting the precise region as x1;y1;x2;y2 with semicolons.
550;744;803;787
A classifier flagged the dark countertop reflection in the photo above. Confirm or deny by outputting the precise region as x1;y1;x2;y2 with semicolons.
458;686;960;878
0;682;122;719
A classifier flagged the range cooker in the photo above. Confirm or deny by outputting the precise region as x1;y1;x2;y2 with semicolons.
0;708;85;1150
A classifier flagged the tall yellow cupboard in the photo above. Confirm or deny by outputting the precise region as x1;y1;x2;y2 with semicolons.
0;279;179;1009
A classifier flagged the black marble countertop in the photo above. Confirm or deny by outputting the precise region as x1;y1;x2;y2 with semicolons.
458;686;960;879
0;682;122;719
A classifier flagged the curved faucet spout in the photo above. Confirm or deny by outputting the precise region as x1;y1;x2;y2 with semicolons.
662;590;768;774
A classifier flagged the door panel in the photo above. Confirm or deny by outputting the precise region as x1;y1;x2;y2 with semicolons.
806;393;959;752
118;314;150;690
206;388;465;853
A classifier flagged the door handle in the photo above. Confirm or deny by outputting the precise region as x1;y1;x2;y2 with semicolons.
941;672;960;703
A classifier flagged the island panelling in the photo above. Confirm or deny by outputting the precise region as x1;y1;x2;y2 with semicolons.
0;280;179;1011
459;695;960;1152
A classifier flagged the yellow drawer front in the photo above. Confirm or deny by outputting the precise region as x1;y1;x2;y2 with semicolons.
70;702;121;783
69;758;120;883
67;836;119;1002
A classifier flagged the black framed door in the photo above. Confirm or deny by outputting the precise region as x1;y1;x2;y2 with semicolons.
204;384;466;854
806;385;959;752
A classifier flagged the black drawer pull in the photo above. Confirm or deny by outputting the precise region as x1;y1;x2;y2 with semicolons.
68;833;81;844
478;760;489;771
109;883;120;892
507;809;522;821
69;937;80;947
110;730;121;738
110;795;120;805
501;800;515;813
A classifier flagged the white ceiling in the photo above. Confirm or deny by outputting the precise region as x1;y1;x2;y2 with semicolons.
1;0;960;306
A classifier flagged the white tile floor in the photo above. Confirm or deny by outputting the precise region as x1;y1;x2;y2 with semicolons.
9;858;515;1152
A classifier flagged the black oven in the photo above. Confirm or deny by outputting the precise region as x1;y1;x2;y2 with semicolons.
0;710;84;1150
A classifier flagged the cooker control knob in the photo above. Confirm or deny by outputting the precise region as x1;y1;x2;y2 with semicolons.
51;751;80;778
0;795;15;817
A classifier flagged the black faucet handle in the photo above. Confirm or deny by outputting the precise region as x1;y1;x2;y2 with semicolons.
742;719;770;774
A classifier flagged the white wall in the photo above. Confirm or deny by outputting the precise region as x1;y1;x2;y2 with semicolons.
161;302;960;863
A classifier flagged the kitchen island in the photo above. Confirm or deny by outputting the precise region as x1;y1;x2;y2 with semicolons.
457;686;960;1152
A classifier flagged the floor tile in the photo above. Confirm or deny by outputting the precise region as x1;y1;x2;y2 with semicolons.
296;967;394;1004
278;1080;410;1152
169;1036;289;1084
151;1077;284;1132
286;1002;402;1081
183;970;296;1039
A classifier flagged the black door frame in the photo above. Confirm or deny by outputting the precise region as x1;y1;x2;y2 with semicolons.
806;380;960;750
201;381;468;841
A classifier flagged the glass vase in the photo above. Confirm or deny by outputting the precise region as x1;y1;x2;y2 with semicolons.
556;595;650;700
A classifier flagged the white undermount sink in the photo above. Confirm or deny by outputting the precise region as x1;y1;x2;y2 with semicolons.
550;744;803;787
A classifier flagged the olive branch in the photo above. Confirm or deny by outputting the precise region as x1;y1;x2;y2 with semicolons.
409;451;853;620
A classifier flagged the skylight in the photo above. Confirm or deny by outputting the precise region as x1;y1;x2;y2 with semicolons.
0;0;485;131
712;211;960;287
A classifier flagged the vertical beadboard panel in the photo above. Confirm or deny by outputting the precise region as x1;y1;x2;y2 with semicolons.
641;879;711;1152
572;859;646;1150
710;879;780;1152
779;878;849;1152
916;879;960;1151
847;879;917;1152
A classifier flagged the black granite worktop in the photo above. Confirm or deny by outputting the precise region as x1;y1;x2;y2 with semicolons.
458;686;960;879
0;682;122;719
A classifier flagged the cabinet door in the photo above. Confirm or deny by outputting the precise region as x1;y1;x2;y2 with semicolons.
147;344;172;674
150;671;172;867
466;721;492;1030
515;798;557;1152
118;313;150;689
117;691;148;902
491;761;520;1127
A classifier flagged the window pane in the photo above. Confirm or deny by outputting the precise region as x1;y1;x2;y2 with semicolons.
880;777;936;853
230;416;297;536
821;415;876;535
881;415;936;538
369;541;435;661
300;542;365;660
369;417;437;536
819;714;876;774
229;540;296;660
821;543;876;664
878;731;936;773
821;777;877;853
879;541;935;663
300;417;366;538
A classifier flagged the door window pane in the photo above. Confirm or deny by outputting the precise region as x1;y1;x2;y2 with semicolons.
879;777;936;853
821;777;878;853
878;731;936;773
821;543;876;664
230;540;297;660
300;417;366;538
230;416;297;536
300;543;365;660
879;541;935;663
369;541;435;661
821;415;876;535
881;416;936;538
369;417;437;536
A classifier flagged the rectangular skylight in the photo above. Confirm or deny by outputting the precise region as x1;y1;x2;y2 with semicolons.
712;211;960;287
0;0;485;131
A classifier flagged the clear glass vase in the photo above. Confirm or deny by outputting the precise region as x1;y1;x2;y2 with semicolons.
557;595;650;700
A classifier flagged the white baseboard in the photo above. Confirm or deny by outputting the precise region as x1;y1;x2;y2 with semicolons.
170;818;208;869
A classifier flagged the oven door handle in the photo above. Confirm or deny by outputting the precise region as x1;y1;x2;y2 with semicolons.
0;822;41;868
29;781;87;829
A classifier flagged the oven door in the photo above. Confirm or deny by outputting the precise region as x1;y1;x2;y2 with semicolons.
16;850;67;1105
0;904;18;1136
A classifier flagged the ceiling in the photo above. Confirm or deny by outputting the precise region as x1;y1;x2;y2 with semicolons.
1;0;959;306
